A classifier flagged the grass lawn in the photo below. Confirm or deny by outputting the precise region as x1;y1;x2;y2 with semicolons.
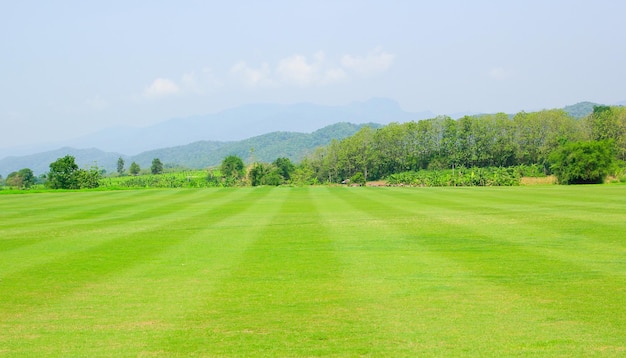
1;186;625;356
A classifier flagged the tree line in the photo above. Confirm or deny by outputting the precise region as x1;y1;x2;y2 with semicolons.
299;106;625;185
2;105;624;190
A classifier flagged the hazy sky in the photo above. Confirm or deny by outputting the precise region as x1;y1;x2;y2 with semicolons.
2;0;625;149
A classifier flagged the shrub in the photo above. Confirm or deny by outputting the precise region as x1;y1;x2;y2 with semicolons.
549;140;616;184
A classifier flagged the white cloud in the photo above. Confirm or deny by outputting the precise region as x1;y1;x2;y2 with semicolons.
228;48;392;89
341;48;395;75
277;52;347;86
232;52;348;88
143;78;180;98
276;55;317;86
231;61;274;87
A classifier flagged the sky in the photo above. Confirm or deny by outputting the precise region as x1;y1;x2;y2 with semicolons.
1;0;625;151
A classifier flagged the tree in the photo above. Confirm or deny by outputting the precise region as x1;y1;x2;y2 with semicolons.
586;106;626;161
549;140;615;184
151;158;164;174
117;157;125;176
221;155;245;181
350;172;366;186
47;155;100;189
249;162;281;186
6;168;35;189
47;155;80;189
129;162;141;176
273;157;295;181
76;165;102;189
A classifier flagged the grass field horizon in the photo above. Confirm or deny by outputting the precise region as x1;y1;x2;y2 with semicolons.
1;185;625;356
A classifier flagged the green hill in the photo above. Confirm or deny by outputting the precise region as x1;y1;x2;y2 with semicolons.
563;101;600;118
130;122;380;169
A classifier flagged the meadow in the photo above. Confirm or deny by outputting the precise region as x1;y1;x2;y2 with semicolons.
1;185;625;356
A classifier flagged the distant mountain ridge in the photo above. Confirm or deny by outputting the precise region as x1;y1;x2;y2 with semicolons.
0;123;378;176
59;98;432;155
2;99;623;177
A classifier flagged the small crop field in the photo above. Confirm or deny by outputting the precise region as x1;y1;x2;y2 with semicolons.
1;186;625;356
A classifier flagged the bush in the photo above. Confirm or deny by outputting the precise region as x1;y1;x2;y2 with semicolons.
549;140;616;184
386;166;521;187
350;172;366;186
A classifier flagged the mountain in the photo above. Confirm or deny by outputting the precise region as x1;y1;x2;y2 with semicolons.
131;122;380;170
0;123;378;177
60;98;432;155
0;147;125;178
563;101;600;118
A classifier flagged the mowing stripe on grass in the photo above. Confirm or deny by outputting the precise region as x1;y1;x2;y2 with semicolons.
0;188;269;318
1;186;625;356
0;188;281;356
155;187;374;356
334;186;626;354
0;189;238;278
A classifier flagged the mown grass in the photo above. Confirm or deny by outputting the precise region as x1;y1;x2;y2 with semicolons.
1;186;625;356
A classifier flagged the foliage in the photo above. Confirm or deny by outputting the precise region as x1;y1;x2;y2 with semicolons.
585;105;626;161
563;101;600;118
387;166;522;187
117;157;125;176
129;162;140;176
350;172;366;186
249;158;293;186
76;166;103;189
100;170;220;189
151;158;164;174
47;155;101;189
549;140;616;184
273;157;295;180
220;155;245;184
47;155;79;189
304;110;590;184
5;168;35;189
123;123;378;171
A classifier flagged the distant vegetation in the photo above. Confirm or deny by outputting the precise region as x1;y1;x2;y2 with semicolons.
300;106;625;186
563;101;600;118
2;105;625;190
0;122;377;176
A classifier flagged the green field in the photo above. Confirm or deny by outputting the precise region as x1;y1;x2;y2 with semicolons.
1;186;625;356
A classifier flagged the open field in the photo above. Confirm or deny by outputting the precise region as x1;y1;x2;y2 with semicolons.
1;186;625;356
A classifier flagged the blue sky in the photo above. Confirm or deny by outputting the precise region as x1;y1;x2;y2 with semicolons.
1;0;625;149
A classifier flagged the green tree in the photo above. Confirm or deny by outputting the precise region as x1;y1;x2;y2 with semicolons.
151;158;164;174
47;155;80;189
221;155;245;182
77;165;102;189
350;172;366;186
549;140;615;184
47;156;100;189
586;106;626;161
249;162;270;186
6;168;35;189
249;162;282;186
117;157;125;176
6;172;22;188
273;157;295;181
129;162;140;176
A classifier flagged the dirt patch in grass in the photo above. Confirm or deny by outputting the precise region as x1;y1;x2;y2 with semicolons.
366;180;388;187
520;176;556;185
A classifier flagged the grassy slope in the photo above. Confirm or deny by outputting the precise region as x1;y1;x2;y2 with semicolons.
0;186;625;356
